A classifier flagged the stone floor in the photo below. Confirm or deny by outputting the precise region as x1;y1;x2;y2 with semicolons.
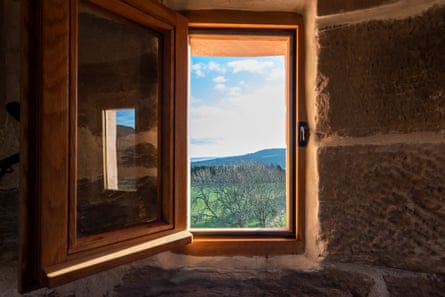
112;266;374;297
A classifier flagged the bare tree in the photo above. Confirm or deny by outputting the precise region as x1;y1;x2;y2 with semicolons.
248;163;285;227
191;162;286;228
190;166;220;226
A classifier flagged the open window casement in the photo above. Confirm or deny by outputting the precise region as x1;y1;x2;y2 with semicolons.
20;0;305;292
20;0;190;291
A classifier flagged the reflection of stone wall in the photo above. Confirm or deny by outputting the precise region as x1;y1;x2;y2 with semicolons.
77;176;158;236
76;6;160;236
77;9;159;136
77;127;103;180
77;8;159;179
78;52;158;135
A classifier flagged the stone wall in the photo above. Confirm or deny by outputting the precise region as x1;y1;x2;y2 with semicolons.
316;2;445;276
318;0;396;16
0;0;19;264
0;0;444;296
316;5;445;137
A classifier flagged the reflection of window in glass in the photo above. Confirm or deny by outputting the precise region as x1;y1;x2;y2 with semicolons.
103;108;136;192
76;3;162;237
189;32;294;232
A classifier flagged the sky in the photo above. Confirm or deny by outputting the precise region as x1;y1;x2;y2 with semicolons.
116;109;135;128
190;55;286;158
111;56;287;158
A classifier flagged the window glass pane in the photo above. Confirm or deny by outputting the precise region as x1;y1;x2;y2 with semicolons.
77;3;160;236
190;49;288;229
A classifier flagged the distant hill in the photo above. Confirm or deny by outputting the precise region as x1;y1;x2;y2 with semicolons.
191;148;286;169
116;125;135;137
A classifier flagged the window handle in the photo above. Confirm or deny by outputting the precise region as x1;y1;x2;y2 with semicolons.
298;121;309;147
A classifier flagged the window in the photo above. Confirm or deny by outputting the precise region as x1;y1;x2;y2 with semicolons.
182;11;305;255
189;32;291;231
20;2;304;292
20;0;190;291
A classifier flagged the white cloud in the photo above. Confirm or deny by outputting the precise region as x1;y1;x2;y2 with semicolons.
239;80;246;86
191;63;205;77
190;96;203;107
212;76;227;83
229;86;241;97
208;61;226;73
228;59;274;73
267;67;284;81
214;84;226;91
191;62;227;78
190;85;286;157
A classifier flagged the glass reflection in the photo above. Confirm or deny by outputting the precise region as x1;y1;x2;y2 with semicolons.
103;108;136;192
76;3;160;236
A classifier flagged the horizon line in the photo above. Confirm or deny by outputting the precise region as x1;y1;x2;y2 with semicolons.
190;147;286;160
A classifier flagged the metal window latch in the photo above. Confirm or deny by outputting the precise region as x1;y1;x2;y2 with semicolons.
298;121;309;147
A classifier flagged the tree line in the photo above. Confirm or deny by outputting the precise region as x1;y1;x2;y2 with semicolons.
190;162;286;228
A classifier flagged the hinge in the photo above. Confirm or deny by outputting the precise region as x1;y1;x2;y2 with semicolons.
298;121;309;147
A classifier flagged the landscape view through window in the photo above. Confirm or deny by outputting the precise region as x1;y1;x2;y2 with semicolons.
189;54;288;230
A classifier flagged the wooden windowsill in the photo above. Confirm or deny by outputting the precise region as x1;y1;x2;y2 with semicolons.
176;236;304;256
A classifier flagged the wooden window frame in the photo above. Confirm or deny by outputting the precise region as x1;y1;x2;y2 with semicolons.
180;10;306;256
19;2;305;292
20;0;190;292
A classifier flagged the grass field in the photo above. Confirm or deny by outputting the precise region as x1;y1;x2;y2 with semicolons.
190;179;286;228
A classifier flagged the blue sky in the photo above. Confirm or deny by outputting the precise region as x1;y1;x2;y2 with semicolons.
116;109;135;128
190;55;286;158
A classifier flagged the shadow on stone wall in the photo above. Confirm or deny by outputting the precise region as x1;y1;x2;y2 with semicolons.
0;189;18;262
112;266;374;297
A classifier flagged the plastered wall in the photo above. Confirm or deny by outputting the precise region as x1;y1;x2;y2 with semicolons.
0;0;444;296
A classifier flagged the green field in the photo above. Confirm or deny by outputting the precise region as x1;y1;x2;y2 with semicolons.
190;162;286;228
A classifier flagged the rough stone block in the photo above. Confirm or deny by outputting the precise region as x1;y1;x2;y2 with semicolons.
318;143;445;273
113;266;374;297
0;189;18;262
385;274;445;297
318;0;396;16
317;5;445;137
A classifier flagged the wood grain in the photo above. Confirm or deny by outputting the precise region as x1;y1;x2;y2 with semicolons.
179;237;303;256
183;10;302;29
190;34;290;57
21;0;192;289
39;0;70;271
45;230;192;287
173;11;189;231
89;0;173;31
